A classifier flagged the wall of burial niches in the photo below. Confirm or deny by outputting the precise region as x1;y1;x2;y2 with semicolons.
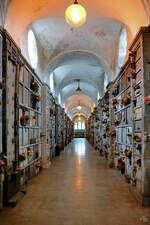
86;26;150;206
0;28;73;207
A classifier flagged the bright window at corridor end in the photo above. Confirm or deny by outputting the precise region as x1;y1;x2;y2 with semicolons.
74;117;85;130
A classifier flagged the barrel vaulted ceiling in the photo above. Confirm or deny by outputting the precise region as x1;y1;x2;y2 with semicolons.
1;0;150;119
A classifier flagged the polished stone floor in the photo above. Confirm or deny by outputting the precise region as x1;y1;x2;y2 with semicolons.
1;138;150;225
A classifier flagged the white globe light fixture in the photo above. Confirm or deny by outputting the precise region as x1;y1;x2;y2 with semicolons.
65;0;87;27
77;105;82;110
77;101;82;110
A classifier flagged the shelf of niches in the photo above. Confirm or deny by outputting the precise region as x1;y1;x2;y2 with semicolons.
115;141;132;147
19;104;42;115
112;75;133;170
112;60;131;100
18;63;42;173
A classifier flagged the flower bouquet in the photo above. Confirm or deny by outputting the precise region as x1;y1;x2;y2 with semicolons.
32;93;41;109
121;95;131;106
145;95;150;105
20;115;30;126
31;81;39;92
112;83;119;97
111;97;119;105
113;83;118;89
114;150;119;156
27;147;33;156
33;93;41;102
19;152;26;161
110;130;116;138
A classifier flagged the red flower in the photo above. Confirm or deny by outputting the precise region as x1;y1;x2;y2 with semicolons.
20;115;30;121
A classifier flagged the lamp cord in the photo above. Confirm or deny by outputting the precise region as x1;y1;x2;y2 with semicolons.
74;0;78;4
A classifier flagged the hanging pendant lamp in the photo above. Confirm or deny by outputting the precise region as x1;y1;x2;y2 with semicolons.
75;79;82;94
65;0;87;27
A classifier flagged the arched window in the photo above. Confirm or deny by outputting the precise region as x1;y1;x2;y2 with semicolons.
50;72;54;94
28;30;38;69
116;28;127;75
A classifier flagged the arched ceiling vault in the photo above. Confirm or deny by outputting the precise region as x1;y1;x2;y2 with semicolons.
3;0;150;120
5;0;148;48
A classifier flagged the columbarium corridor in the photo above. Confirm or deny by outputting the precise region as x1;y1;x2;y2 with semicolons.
0;138;150;225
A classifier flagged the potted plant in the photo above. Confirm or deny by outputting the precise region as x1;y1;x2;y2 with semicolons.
20;115;30;126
